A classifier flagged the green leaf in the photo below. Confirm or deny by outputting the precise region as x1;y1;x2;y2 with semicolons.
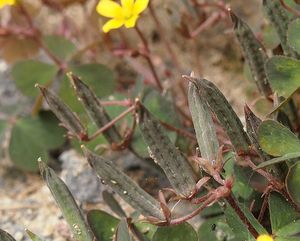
26;229;44;241
71;64;116;97
134;221;157;240
269;192;299;232
87;210;120;241
9;112;65;171
102;191;127;218
262;24;280;49
256;152;300;169
224;202;266;241
286;162;300;206
288;19;300;55
258;120;300;156
116;219;133;241
275;220;300;241
0;229;16;241
12;60;58;97
152;223;198;241
266;56;300;98
39;160;93;241
43;35;76;60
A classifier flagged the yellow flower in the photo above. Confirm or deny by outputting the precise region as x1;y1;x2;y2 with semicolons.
0;0;15;8
256;234;274;241
96;0;149;33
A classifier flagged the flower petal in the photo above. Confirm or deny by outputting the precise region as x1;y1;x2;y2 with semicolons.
121;0;134;9
133;0;149;15
96;0;123;18
0;0;15;8
124;15;139;28
102;19;124;33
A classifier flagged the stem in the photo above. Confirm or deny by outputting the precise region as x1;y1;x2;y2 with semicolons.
258;191;270;222
88;105;136;141
135;25;163;90
226;194;259;238
279;0;300;17
160;120;197;141
149;2;182;72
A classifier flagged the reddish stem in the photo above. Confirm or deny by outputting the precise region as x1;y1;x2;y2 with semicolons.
135;25;163;91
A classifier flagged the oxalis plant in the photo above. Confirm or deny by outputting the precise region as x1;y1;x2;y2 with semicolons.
2;0;300;241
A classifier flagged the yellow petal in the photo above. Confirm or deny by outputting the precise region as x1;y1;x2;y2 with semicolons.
121;0;134;9
102;19;124;33
0;0;15;8
124;15;139;28
133;0;149;15
256;234;274;241
96;0;123;18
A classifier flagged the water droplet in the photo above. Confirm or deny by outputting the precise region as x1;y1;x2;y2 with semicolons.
100;179;106;185
123;190;128;195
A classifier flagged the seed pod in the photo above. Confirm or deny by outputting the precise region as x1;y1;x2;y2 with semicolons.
83;146;164;220
38;159;93;241
230;12;272;97
263;0;300;59
188;81;219;161
37;85;87;140
68;73;121;143
185;76;251;154
138;105;196;198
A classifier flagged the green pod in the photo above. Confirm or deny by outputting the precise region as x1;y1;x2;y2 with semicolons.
68;73;121;143
186;77;251;154
138;105;196;198
83;147;164;220
231;12;272;97
263;0;300;59
37;85;87;140
188;82;219;161
39;159;93;241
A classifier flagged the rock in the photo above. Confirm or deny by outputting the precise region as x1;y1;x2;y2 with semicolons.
59;150;103;203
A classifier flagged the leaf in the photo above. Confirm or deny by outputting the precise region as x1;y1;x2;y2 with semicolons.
152;223;198;241
70;64;116;97
269;192;299;233
275;220;300;241
39;160;93;241
224;202;266;241
266;56;300;98
133;221;157;240
286;162;300;206
26;229;44;241
198;217;237;241
102;191;127;218
0;229;16;241
288;19;300;55
43;35;76;60
262;24;280;50
87;210;120;241
9;112;65;171
256;152;300;169
258;120;300;156
116;219;133;241
12;60;58;97
83;147;164;220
